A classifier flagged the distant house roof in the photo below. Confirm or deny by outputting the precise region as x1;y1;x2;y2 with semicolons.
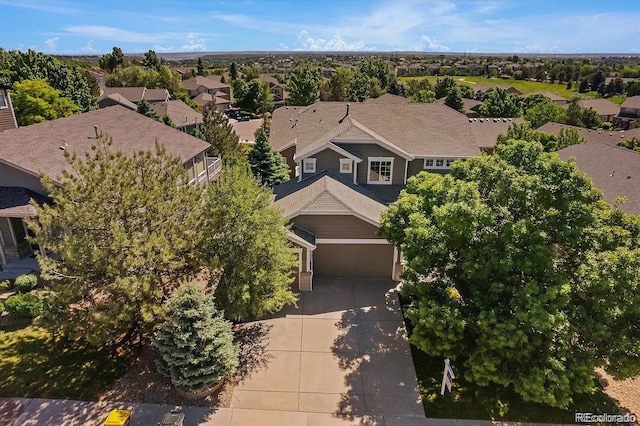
537;122;640;145
231;119;263;143
0;106;210;184
577;98;620;117
620;95;640;109
274;171;388;226
97;93;138;111
0;187;50;218
259;74;281;86
467;83;523;95
270;102;481;159
364;93;411;104
101;87;169;103
182;76;230;91
435;97;482;114
192;92;213;106
151;100;203;128
557;142;640;215
524;91;567;102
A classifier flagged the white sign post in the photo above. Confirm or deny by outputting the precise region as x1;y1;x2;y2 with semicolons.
440;358;455;396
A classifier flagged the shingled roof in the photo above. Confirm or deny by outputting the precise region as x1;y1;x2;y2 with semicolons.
270;102;481;158
0;187;50;218
274;171;389;226
620;95;640;109
182;76;230;91
557;142;640;215
151;100;203;127
0;106;210;184
537;122;640;145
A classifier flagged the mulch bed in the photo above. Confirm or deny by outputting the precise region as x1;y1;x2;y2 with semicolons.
596;368;640;425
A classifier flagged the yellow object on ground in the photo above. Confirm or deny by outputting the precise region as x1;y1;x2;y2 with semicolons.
104;409;131;426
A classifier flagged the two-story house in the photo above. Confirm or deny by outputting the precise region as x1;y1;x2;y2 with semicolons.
259;74;289;107
0;106;217;267
99;87;170;105
269;101;484;290
616;95;640;129
182;76;231;100
151;99;203;134
576;98;620;123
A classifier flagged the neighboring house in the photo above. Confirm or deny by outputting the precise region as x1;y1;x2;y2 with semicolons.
192;92;231;113
231;119;263;144
151;100;203;134
471;84;523;97
0;85;18;132
468;117;525;152
100;87;170;104
259;74;289;107
97;93;138;111
182;76;231;100
524;91;568;105
557;141;640;216
617;95;640;129
537;122;640;146
270;101;485;289
364;93;411;104
0;106;219;266
576;98;620;123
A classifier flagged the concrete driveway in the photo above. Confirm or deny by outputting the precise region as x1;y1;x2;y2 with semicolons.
231;278;425;420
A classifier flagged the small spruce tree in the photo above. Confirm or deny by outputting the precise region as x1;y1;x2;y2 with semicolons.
154;283;239;393
248;129;290;188
193;105;241;158
444;87;465;113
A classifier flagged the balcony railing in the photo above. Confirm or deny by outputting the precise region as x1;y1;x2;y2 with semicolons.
206;156;222;182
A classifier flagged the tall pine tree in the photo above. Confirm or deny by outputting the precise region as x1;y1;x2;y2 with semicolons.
193;105;241;158
248;129;290;188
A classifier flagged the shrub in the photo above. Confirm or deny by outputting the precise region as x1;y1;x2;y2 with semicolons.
154;284;239;393
0;301;4;313
14;274;38;293
0;280;12;291
4;293;43;318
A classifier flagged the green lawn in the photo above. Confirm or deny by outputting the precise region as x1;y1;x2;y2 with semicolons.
0;326;134;400
399;75;601;100
410;345;620;423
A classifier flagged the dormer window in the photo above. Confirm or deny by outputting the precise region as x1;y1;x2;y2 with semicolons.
303;158;316;173
339;158;352;174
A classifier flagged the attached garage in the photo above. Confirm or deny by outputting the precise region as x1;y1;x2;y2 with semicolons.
313;242;394;278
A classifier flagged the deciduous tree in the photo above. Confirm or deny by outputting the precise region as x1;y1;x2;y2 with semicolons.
287;60;321;106
524;101;567;128
380;139;640;408
12;79;80;126
479;88;522;117
444;87;464;113
203;165;298;321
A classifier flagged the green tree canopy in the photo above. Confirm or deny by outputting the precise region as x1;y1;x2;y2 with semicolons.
347;71;372;102
203;164;298;321
247;129;290;188
618;136;640;152
12;79;80;126
142;50;164;71
444;87;464;113
579;107;602;129
99;46;127;73
197;57;205;76
565;96;583;126
30;135;205;346
434;76;457;99
154;283;239;392
524;101;567;128
326;67;354;101
479;88;522;117
380;140;640;408
193;105;241;158
287;60;321;106
137;99;160;121
497;123;583;152
0;48;96;111
358;57;396;90
105;65;182;95
406;78;432;100
414;89;436;103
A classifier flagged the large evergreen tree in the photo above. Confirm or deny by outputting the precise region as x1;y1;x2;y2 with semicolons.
380;139;640;408
203;164;298;321
30;135;204;346
193;105;241;158
154;283;239;393
137;99;160;121
444;87;464;113
287;60;321;106
247;129;290;188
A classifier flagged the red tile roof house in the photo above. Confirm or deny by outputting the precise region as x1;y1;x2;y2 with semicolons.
269;100;494;290
0;106;217;267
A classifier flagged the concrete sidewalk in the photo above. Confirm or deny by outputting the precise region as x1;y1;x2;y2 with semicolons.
0;397;574;426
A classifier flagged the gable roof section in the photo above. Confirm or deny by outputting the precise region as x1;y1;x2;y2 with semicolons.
557;142;640;215
98;93;138;110
270;102;480;158
620;95;640;109
0;106;210;184
143;88;170;102
0;187;50;218
102;87;146;102
577;98;620;116
151;100;203;127
182;76;230;91
468;117;525;149
274;171;387;227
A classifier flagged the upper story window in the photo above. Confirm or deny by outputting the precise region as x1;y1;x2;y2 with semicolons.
303;158;316;173
339;159;352;174
0;91;7;108
368;157;393;185
424;158;458;169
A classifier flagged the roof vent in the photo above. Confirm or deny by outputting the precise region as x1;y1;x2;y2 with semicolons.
509;118;512;121
59;140;68;151
493;118;498;122
94;125;99;138
610;170;615;177
469;118;473;122
503;118;507;122
479;119;484;122
610;133;613;136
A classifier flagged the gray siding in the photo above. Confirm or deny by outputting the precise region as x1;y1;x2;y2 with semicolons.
292;215;382;239
281;146;297;178
302;148;343;177
0;162;47;195
337;143;406;185
407;159;425;179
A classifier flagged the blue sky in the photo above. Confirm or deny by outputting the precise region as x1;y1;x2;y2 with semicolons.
0;0;638;54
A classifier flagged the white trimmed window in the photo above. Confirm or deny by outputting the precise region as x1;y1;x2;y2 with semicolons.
368;157;394;184
339;158;352;174
424;158;458;169
303;158;316;173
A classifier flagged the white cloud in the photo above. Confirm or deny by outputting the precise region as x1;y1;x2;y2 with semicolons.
296;30;375;51
152;34;208;53
43;36;59;52
277;43;290;51
420;35;450;52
